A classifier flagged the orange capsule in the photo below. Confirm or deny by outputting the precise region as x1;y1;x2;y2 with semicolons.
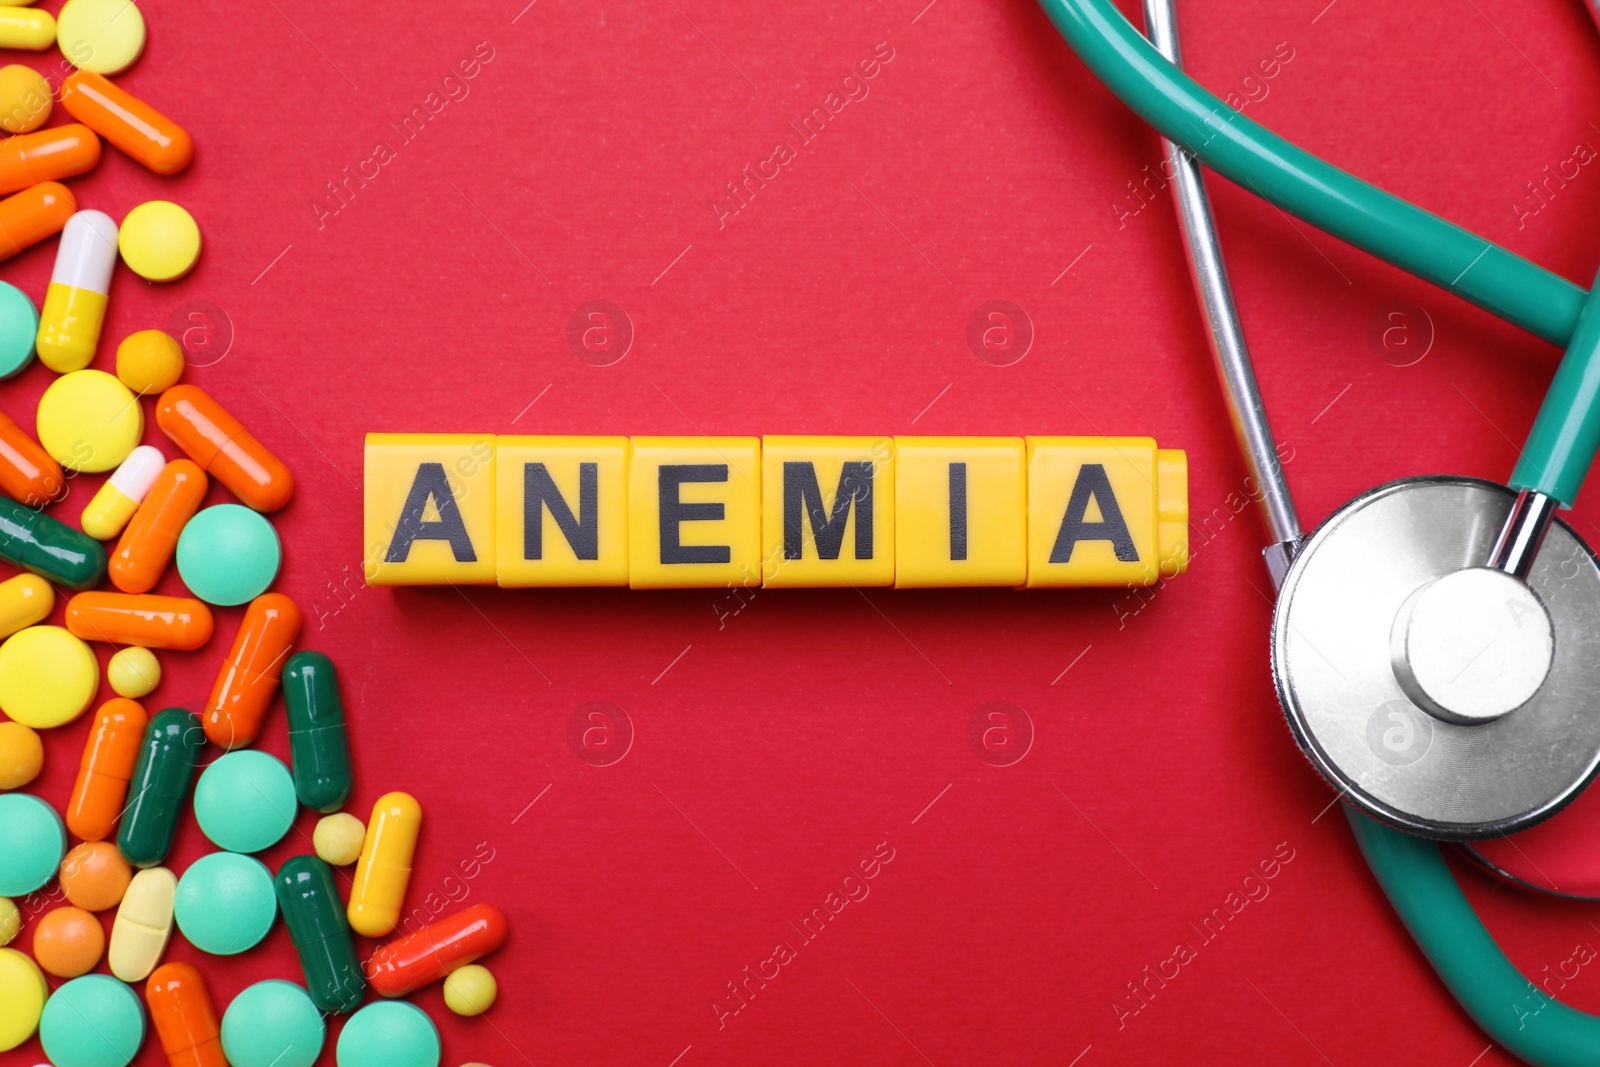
0;181;74;261
157;386;293;513
110;459;207;594
60;71;193;177
367;903;509;997
67;697;149;841
0;124;101;195
66;592;214;651
0;408;63;506
145;963;227;1067
204;593;301;749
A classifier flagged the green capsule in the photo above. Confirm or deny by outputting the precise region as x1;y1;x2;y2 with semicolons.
0;496;106;590
276;854;365;1012
282;650;354;814
118;707;202;867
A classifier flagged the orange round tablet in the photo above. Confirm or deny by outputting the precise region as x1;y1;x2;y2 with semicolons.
32;906;104;977
59;840;132;912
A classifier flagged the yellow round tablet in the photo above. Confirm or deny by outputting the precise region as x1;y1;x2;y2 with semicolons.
443;964;498;1016
107;646;159;699
56;0;145;75
0;625;97;728
0;720;42;788
115;329;183;394
313;812;366;867
119;201;200;282
0;946;47;1052
36;369;142;473
0;65;50;134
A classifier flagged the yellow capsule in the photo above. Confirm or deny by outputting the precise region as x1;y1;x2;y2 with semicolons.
0;8;54;51
81;445;163;541
0;572;51;639
347;791;421;938
37;209;116;373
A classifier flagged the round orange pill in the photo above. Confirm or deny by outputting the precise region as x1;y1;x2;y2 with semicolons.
32;906;104;977
59;840;131;912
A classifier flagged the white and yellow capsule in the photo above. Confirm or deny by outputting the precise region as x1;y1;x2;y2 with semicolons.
81;444;163;540
37;208;117;372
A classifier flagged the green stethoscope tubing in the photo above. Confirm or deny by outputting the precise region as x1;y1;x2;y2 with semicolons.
1036;0;1600;1057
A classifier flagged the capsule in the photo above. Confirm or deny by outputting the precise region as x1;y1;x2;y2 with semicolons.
37;208;117;373
67;698;149;842
0;124;99;197
275;855;365;1013
204;593;301;749
0;409;62;507
60;71;192;176
0;494;108;590
145;963;226;1067
157;385;294;512
0;7;53;51
283;651;354;813
66;592;213;651
0;181;74;261
110;459;206;593
348;792;422;938
118;707;203;868
367;904;508;998
83;445;164;541
109;866;175;982
0;572;51;639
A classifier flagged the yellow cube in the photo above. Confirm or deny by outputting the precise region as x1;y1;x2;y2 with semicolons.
894;436;1026;588
1025;437;1187;588
628;437;763;589
363;433;498;586
496;436;630;587
761;436;895;588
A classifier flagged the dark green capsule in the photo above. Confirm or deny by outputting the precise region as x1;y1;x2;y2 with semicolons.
0;496;106;591
282;650;354;814
276;854;365;1012
117;707;202;867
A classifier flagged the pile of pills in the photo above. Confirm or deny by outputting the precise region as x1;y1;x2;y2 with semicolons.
0;5;509;1065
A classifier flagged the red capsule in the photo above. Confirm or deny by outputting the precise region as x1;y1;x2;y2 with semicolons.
366;903;508;997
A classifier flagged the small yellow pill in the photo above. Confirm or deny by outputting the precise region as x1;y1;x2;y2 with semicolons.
0;7;52;52
0;625;97;728
115;329;183;394
36;368;142;473
118;201;199;283
0;64;49;134
0;946;46;1052
57;0;143;74
443;964;497;1017
0;573;51;641
0;897;17;946
107;645;160;699
0;721;42;788
313;812;366;867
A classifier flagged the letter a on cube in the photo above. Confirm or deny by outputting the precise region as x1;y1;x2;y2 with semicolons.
364;433;497;585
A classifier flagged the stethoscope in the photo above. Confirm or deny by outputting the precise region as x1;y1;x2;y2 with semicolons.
1039;0;1600;1061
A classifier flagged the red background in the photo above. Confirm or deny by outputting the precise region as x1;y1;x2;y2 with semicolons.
7;0;1600;1063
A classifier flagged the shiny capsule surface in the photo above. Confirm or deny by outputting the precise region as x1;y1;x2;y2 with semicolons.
348;792;421;939
156;385;293;512
0;181;73;261
0;495;106;590
367;903;508;998
282;651;353;813
118;708;202;868
0;124;97;195
60;71;191;176
145;962;226;1067
204;593;301;749
275;855;364;1013
66;592;213;650
110;459;206;594
67;697;148;842
37;208;116;373
0;572;50;639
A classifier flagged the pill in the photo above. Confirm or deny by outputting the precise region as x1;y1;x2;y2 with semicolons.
0;896;17;945
0;182;73;272
284;651;354;813
193;750;295;853
348;791;422;939
66;591;214;650
203;592;301;749
0;720;42;788
176;504;281;606
0;6;52;50
313;813;365;866
59;840;132;911
110;458;207;594
275;855;365;1013
157;385;295;512
108;865;174;981
108;646;160;698
118;706;202;868
0;281;36;378
119;200;200;282
67;697;147;841
32;905;104;977
37;208;117;373
83;444;164;540
116;329;183;394
173;852;276;956
443;964;498;1016
40;973;146;1067
336;1001;440;1067
0;496;107;589
37;368;143;473
0;125;99;196
0;948;46;1052
219;980;325;1067
367;904;508;998
0;625;97;727
0;407;63;506
0;573;50;639
0;792;64;895
60;70;190;175
57;0;145;74
145;962;226;1067
0;63;49;133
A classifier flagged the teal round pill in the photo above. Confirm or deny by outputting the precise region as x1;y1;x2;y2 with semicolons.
175;504;282;606
221;980;326;1067
174;852;277;954
40;974;146;1067
0;282;36;380
194;750;296;853
0;792;65;896
336;1001;440;1067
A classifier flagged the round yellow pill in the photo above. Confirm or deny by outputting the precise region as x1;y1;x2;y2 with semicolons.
0;946;46;1051
36;369;143;473
118;201;200;282
0;65;50;134
0;625;97;728
56;0;145;74
443;964;498;1017
0;721;42;788
115;329;184;394
107;646;159;699
313;812;366;867
0;897;18;946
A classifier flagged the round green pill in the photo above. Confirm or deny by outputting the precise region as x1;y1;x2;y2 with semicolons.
173;852;276;955
175;504;282;606
40;974;146;1067
221;980;325;1067
194;750;296;853
0;282;37;380
336;1001;441;1067
0;793;65;896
